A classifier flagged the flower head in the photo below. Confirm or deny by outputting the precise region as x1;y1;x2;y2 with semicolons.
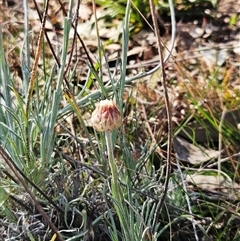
91;99;122;132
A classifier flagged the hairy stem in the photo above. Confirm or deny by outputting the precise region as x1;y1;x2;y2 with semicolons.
105;131;131;241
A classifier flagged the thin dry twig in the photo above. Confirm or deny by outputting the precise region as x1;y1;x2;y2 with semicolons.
0;146;64;241
149;0;173;233
25;0;49;163
33;0;97;88
56;0;97;72
63;0;81;79
125;0;176;83
32;0;61;69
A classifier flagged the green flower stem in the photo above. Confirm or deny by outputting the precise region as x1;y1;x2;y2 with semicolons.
105;131;122;201
105;131;131;241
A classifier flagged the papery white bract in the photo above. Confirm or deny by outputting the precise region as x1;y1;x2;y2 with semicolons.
91;99;122;132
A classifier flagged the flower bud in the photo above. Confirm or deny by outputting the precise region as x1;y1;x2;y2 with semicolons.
91;99;122;132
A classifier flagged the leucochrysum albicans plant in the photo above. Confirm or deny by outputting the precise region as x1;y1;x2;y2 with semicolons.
91;99;133;240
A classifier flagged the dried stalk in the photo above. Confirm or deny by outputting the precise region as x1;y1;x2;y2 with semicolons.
149;0;173;233
25;0;49;162
0;146;64;241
